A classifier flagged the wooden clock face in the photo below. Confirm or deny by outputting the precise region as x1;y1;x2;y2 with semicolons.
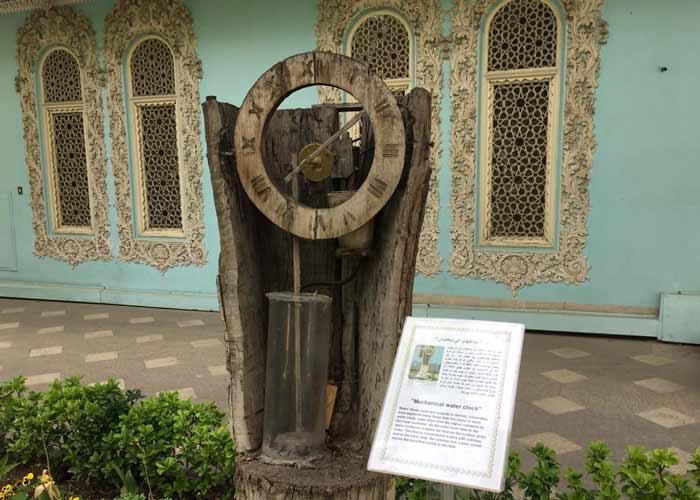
234;52;406;240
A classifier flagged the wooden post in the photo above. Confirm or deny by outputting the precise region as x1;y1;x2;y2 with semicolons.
203;87;432;500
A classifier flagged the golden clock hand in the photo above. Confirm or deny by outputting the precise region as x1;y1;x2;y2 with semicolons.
283;109;367;183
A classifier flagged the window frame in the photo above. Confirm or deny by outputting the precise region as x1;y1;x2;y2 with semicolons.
448;0;608;292
104;0;206;272
124;35;186;238
345;9;415;95
478;0;564;248
16;6;111;266
38;46;95;236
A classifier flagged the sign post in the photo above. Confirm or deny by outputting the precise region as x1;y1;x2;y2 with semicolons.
368;317;525;493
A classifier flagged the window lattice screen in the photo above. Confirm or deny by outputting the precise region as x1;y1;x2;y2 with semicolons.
129;37;182;233
41;48;92;231
350;14;410;81
129;38;175;97
482;0;560;245
489;81;549;238
42;49;82;102
136;103;182;230
488;0;558;72
50;111;91;228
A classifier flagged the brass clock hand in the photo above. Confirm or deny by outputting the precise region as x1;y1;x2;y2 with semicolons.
283;109;367;183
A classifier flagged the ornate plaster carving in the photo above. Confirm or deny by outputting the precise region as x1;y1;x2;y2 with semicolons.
1;1;93;15
105;0;206;272
316;0;443;275
16;6;111;266
449;0;606;292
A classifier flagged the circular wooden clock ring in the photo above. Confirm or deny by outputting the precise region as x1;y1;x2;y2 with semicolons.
234;51;406;240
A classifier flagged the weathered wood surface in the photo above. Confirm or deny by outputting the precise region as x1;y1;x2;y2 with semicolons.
234;52;406;241
203;100;350;451
203;99;266;452
204;83;432;499
354;88;432;442
236;452;393;500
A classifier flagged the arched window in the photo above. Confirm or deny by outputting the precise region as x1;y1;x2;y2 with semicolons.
347;11;413;95
105;0;206;272
479;0;562;247
39;48;92;232
317;0;443;276
126;37;183;235
17;7;110;266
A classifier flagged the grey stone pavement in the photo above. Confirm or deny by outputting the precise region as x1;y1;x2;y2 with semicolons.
1;297;699;474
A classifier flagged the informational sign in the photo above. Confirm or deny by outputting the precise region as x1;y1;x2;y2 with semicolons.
367;317;525;492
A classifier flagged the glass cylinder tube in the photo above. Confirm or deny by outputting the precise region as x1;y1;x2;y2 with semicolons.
262;292;332;466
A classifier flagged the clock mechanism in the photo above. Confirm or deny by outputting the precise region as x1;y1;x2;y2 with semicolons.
233;52;408;467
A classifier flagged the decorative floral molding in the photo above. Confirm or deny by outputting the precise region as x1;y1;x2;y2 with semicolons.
449;0;607;292
16;6;111;266
316;0;444;276
105;0;206;272
1;1;92;15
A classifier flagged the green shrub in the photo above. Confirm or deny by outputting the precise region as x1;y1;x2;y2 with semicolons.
102;391;235;499
398;442;700;500
0;377;38;461
1;377;140;480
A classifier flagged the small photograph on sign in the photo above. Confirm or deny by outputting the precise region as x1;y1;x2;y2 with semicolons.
408;345;444;381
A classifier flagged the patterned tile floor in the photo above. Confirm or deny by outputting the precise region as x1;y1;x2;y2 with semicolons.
1;297;699;474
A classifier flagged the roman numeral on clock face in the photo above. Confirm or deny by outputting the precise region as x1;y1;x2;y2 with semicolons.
368;177;388;198
343;210;356;226
383;144;400;158
251;175;271;201
375;99;391;115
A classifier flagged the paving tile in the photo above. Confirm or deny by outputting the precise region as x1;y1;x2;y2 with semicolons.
0;322;20;331
1;307;24;314
548;347;591;359
37;325;64;335
178;319;205;328
84;330;114;340
541;369;588;384
190;338;221;349
532;396;586;415
85;352;118;363
41;310;65;318
130;316;155;324
631;354;674;366
177;387;197;400
29;346;63;357
517;432;582;454
136;334;163;344
634;378;684;394
0;341;12;350
145;357;178;369
667;447;694;475
26;372;61;386
208;365;227;376
84;313;109;321
637;407;697;428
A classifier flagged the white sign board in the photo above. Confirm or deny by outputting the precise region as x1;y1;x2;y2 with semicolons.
368;317;525;492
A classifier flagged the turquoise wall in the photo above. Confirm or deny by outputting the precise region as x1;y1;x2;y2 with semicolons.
0;0;699;316
416;0;700;311
0;0;318;309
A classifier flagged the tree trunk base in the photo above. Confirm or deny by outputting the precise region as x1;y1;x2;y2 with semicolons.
235;451;393;500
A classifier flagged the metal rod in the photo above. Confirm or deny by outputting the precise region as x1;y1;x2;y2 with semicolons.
291;154;303;432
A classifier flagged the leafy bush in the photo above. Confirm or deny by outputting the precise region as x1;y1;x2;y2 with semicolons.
101;392;235;499
397;442;700;500
1;377;141;479
0;377;234;499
